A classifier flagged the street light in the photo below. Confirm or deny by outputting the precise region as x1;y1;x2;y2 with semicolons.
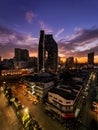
3;81;6;84
22;107;31;126
3;81;6;89
24;108;29;114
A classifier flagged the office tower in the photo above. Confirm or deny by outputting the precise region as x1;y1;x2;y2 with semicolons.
88;52;94;68
0;56;2;76
45;34;58;72
65;57;74;69
14;48;29;61
14;48;29;69
38;30;58;72
38;30;45;71
66;57;74;64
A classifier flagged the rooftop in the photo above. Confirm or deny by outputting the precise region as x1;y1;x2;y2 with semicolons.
49;88;76;100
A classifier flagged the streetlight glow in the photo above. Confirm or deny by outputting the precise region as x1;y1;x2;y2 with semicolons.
24;108;29;114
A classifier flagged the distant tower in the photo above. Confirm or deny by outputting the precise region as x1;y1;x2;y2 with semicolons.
38;30;58;72
88;52;94;68
75;58;78;69
14;48;29;61
65;57;74;69
14;48;29;69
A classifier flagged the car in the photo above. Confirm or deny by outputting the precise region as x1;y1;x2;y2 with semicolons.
32;120;39;128
90;105;95;111
85;87;89;92
45;110;53;117
23;91;27;96
82;100;86;105
37;128;42;130
33;100;38;104
27;96;32;101
92;101;97;106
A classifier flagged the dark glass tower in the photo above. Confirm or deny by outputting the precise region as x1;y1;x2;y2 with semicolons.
0;56;2;76
45;34;58;72
38;30;58;72
14;48;29;61
88;52;94;68
38;30;45;71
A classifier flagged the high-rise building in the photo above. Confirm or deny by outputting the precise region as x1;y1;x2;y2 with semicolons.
38;30;45;71
14;48;29;69
38;30;58;72
14;48;29;61
65;57;74;69
88;52;94;68
0;56;2;76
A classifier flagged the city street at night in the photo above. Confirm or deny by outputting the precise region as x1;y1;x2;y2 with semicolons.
0;70;98;130
0;0;98;129
0;91;24;130
11;84;66;130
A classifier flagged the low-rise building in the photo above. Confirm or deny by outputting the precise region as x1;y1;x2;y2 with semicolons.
22;72;55;99
45;84;82;120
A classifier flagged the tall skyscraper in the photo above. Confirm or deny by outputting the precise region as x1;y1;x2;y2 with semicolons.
0;56;2;76
14;48;29;69
14;48;29;61
88;52;94;68
38;30;58;72
38;30;45;71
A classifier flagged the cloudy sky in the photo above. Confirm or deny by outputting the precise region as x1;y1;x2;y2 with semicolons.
0;0;98;63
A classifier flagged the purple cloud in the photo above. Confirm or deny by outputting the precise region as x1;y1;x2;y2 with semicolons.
25;11;36;24
0;26;38;59
58;28;98;57
39;21;53;33
55;28;64;38
0;25;98;60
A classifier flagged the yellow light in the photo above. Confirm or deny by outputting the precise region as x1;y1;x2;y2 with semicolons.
24;108;29;113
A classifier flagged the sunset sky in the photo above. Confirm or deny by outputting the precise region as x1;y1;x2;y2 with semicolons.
0;0;98;63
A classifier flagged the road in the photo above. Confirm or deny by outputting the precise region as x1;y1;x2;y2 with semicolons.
1;71;97;130
0;91;24;130
78;72;98;130
11;84;66;130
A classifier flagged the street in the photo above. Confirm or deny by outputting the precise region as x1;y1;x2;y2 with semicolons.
11;84;66;130
0;71;98;130
0;92;24;130
77;72;98;130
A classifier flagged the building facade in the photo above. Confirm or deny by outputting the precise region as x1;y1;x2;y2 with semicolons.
65;57;74;69
14;48;29;69
0;56;1;76
38;30;58;72
88;52;94;68
22;73;55;100
14;48;29;61
45;84;83;120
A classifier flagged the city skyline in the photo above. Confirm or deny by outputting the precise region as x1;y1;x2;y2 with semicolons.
0;0;98;63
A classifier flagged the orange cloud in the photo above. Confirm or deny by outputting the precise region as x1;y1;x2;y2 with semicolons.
58;55;98;64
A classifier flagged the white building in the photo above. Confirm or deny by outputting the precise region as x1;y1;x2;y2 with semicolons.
45;84;82;119
22;72;55;99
